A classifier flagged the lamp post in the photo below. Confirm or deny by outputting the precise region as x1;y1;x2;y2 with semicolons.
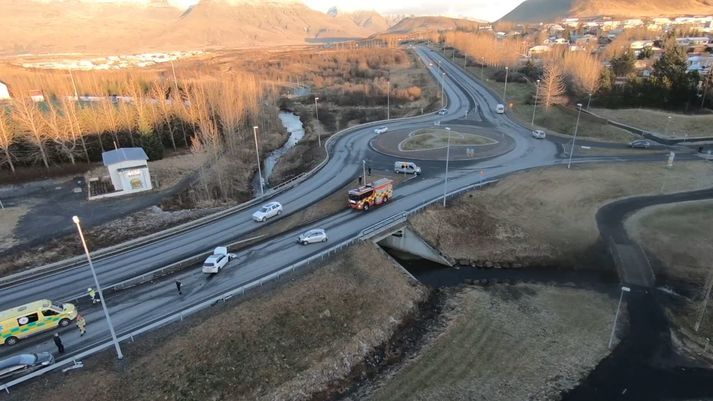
567;103;583;169
253;126;264;196
608;286;631;349
387;79;390;120
587;92;593;110
72;216;123;360
463;54;467;69
665;115;672;136
442;127;451;207
531;79;541;128
481;57;484;81
503;66;509;101
441;72;446;108
314;97;321;148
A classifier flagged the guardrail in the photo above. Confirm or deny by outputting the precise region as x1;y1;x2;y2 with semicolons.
0;93;443;289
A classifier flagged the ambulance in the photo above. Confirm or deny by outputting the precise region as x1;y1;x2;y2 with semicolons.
0;300;78;346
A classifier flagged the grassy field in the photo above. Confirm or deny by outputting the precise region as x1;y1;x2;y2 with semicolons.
360;284;615;401
410;161;713;267
592;108;713;139
442;49;637;144
400;129;495;151
6;243;425;401
626;200;713;340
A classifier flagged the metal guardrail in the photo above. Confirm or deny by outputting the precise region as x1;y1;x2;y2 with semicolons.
0;102;440;289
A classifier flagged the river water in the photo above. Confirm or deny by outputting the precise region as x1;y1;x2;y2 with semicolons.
253;111;305;195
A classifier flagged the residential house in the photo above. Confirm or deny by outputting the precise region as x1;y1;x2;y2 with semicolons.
0;81;10;100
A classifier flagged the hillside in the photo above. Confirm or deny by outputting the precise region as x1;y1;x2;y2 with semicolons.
387;16;487;34
0;0;386;55
500;0;713;23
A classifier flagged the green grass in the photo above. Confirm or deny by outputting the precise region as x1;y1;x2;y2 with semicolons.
400;129;495;151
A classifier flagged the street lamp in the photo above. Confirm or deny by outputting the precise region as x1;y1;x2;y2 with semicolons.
531;79;541;128
503;66;509;101
463;54;467;69
481;57;484;81
567;103;583;169
441;72;446;108
442;127;452;207
665;115;672;136
608;286;631;349
314;97;321;148
387;79;390;120
72;216;123;360
252;126;263;196
587;92;593;110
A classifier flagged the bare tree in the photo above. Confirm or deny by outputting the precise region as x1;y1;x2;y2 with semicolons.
541;62;566;112
0;110;16;173
12;95;50;169
44;99;79;165
152;81;178;150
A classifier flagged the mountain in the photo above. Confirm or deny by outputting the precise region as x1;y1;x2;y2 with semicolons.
387;16;487;34
0;0;388;55
500;0;713;23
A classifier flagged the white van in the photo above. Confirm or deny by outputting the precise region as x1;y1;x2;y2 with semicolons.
496;104;505;114
394;161;421;175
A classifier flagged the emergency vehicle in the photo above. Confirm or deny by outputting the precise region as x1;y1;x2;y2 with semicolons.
348;178;393;211
0;300;77;346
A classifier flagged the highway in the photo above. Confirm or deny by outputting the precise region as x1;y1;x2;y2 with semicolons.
0;45;683;370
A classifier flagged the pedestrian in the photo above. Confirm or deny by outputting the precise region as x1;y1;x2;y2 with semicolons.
175;280;182;295
53;333;64;354
76;314;87;336
87;288;99;304
368;167;372;176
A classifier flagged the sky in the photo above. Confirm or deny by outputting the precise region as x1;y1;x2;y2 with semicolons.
301;0;527;22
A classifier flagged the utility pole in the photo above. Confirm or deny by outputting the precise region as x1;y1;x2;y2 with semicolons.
314;97;321;148
441;72;446;108
503;66;509;101
442;127;451;207
481;57;484;81
609;286;631;349
387;79;390;120
587;92;593;110
567;103;583;169
362;160;366;184
531;79;541;127
253;126;264;196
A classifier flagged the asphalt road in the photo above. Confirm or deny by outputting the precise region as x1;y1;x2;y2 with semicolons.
0;46;699;372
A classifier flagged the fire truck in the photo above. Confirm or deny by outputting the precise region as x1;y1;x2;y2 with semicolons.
348;178;393;211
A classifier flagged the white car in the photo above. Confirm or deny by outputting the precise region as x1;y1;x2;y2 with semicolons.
437;108;448;115
374;126;388;134
298;229;328;245
202;246;236;274
495;104;505;114
531;130;546;139
252;201;283;222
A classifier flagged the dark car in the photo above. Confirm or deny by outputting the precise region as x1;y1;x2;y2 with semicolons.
0;352;54;380
629;140;651;149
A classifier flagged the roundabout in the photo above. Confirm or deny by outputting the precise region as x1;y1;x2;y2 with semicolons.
370;124;516;161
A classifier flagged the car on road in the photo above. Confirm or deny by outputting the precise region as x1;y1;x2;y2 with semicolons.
252;201;283;222
531;130;546;139
374;126;388;134
394;161;421;175
495;104;505;114
629;139;651;149
202;246;236;274
0;352;54;380
437;108;448;115
298;228;328;245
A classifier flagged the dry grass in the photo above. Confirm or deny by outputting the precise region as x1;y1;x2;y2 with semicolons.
591;108;713;139
626;200;713;339
410;161;713;267
0;204;30;252
6;243;425;401
400;129;494;151
361;284;615;401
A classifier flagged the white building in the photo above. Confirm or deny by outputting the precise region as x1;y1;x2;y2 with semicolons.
0;81;9;100
101;148;152;195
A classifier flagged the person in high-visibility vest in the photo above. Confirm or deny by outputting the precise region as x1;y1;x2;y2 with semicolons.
76;313;87;336
87;288;99;304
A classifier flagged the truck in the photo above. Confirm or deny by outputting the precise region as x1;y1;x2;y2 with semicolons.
348;178;393;211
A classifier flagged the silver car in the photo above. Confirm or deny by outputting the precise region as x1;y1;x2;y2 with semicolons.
252;201;283;222
298;229;328;245
629;140;651;149
531;130;546;139
374;126;388;134
0;352;54;380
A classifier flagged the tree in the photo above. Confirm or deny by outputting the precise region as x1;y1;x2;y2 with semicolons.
541;62;566;112
0;109;16;173
652;38;697;107
12;95;50;169
610;52;636;77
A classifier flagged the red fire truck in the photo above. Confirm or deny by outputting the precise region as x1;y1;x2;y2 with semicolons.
348;178;393;211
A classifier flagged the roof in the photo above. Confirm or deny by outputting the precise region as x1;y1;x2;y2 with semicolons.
102;147;148;166
0;300;51;322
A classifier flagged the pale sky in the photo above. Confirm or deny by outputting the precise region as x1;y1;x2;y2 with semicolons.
301;0;526;22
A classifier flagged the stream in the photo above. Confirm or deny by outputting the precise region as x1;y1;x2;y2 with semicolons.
254;111;305;194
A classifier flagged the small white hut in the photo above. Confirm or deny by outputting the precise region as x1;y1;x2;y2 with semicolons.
101;147;152;194
0;81;10;100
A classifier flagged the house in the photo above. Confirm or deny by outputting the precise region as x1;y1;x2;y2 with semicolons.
0;81;10;100
528;45;551;57
101;147;153;195
687;55;713;73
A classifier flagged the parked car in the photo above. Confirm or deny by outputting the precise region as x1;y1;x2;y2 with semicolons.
0;352;54;380
495;104;505;114
531;130;546;139
202;246;236;274
374;126;388;134
252;201;283;222
394;161;421;175
629;140;651;149
298;229;328;245
437;108;448;115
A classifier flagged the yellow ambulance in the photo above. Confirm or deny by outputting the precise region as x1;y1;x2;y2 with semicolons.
0;300;78;346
